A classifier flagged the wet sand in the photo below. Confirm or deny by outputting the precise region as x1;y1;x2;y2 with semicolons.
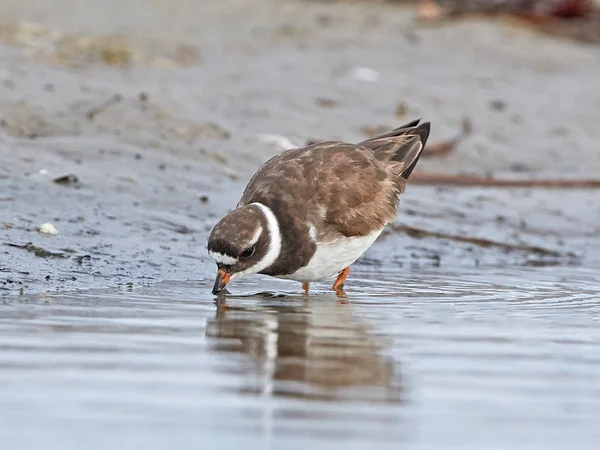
1;1;600;449
1;0;600;294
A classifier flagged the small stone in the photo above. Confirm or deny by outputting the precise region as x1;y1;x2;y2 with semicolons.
39;223;58;235
53;173;79;186
315;97;337;108
509;163;533;173
489;99;507;112
315;14;333;27
350;67;380;83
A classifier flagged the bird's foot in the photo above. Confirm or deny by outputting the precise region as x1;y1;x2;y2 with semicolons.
302;282;310;296
332;267;350;298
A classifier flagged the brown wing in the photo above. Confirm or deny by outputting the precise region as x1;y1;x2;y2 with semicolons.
311;143;400;237
239;143;397;239
239;120;430;240
322;120;430;236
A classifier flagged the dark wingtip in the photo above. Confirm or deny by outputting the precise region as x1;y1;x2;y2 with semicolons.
416;122;431;145
401;122;431;180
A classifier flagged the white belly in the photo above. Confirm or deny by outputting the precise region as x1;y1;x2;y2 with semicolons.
276;227;385;282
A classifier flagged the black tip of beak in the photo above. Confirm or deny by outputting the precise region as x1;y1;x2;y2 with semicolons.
212;270;231;295
211;284;223;295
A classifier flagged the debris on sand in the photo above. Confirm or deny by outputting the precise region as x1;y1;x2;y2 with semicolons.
409;172;600;188
197;122;231;140
388;224;573;257
4;242;67;258
75;255;92;264
315;97;339;108
38;223;58;235
416;0;597;21
395;102;409;118
489;99;507;112
86;94;123;121
349;66;381;83
152;217;199;235
56;34;136;67
0;102;68;138
53;173;80;186
0;22;200;68
416;0;600;44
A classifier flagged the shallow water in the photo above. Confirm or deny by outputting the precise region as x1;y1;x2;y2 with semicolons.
1;266;599;450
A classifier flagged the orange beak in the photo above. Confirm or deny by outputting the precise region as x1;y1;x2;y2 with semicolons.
212;269;231;295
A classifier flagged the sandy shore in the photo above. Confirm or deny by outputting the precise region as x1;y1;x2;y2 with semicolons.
1;0;599;294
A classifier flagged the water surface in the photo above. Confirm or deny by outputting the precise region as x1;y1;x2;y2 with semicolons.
1;266;599;450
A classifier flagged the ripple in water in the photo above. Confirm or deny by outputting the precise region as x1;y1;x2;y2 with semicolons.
0;266;599;450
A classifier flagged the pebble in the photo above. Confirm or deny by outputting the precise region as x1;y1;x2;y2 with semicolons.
39;223;58;235
349;67;380;83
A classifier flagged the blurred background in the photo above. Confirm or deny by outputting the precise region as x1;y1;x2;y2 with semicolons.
1;1;599;449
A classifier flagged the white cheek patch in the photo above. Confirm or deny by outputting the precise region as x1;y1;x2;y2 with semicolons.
230;203;281;280
208;251;238;266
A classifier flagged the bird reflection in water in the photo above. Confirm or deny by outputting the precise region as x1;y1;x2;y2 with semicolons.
205;294;403;403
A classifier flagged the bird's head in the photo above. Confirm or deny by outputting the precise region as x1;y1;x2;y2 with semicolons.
207;203;281;294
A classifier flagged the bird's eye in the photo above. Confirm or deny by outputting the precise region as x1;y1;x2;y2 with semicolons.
240;246;255;258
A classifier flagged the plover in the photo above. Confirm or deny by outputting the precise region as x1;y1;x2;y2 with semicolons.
208;119;431;296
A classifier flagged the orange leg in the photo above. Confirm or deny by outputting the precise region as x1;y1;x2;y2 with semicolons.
332;267;350;294
302;282;310;296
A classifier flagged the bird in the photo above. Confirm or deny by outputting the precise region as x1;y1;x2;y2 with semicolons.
207;118;431;296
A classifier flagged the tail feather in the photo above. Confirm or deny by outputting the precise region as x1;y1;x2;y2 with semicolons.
399;122;430;180
359;119;431;181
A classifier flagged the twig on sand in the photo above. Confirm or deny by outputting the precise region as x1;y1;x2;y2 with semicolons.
4;242;67;258
389;224;569;257
409;173;600;189
422;117;472;158
86;94;123;121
